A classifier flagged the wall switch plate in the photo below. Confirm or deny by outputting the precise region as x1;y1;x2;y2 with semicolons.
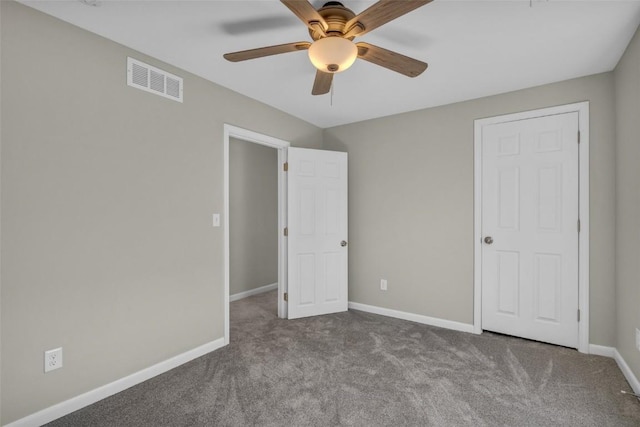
44;347;63;373
380;279;388;291
636;328;640;352
212;213;220;227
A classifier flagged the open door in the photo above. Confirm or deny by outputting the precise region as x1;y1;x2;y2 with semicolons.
287;147;348;319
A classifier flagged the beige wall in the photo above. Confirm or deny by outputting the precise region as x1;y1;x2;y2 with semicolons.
0;2;322;424
324;73;616;345
229;137;278;295
615;25;640;382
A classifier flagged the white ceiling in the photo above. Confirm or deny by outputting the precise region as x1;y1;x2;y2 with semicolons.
19;0;640;128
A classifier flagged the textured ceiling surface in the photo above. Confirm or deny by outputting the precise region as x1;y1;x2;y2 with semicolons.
20;0;640;128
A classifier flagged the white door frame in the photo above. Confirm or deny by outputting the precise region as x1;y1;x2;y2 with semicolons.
223;124;290;345
473;102;590;353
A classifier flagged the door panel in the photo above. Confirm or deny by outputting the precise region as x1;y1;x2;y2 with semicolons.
288;147;348;319
533;253;561;322
481;112;579;348
497;250;519;315
497;167;520;230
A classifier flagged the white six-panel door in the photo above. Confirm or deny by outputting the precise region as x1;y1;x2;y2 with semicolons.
287;147;348;319
481;112;579;348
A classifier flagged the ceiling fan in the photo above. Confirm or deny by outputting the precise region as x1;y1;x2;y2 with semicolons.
223;0;432;95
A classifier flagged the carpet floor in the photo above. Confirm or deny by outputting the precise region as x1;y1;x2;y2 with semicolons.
48;290;640;426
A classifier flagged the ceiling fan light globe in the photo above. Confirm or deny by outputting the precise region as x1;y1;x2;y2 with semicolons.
308;37;357;73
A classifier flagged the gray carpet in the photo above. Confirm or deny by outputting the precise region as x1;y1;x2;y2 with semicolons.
48;290;640;426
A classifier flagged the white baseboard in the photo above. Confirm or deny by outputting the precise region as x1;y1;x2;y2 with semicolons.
348;301;475;334
230;282;277;302
614;348;640;394
589;344;616;358
589;345;640;394
6;338;226;427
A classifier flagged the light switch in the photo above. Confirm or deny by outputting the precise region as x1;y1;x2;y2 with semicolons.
212;213;220;227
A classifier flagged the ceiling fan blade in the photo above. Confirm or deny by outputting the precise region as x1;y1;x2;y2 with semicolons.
312;70;333;95
356;42;427;77
224;42;311;62
280;0;328;36
345;0;433;38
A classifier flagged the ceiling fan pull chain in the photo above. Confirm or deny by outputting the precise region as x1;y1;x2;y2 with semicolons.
330;79;334;106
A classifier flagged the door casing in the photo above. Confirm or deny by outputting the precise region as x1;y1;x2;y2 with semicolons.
223;124;290;345
473;102;590;353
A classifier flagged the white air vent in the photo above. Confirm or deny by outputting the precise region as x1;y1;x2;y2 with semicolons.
127;57;183;103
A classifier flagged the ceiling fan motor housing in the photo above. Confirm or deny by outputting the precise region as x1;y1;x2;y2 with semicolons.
309;2;357;40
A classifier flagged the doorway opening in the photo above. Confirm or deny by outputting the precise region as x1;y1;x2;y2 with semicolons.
229;137;277;301
223;125;290;345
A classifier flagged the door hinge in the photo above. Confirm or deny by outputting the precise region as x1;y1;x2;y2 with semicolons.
578;130;581;144
284;292;288;302
284;227;288;237
577;219;581;233
577;309;581;322
283;162;288;172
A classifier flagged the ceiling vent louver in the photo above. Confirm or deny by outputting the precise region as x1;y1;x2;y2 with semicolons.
127;57;183;103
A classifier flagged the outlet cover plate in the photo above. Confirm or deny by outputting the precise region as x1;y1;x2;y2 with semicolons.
44;347;63;373
636;329;640;352
380;279;388;291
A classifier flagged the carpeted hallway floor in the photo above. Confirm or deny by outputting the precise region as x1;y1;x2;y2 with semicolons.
48;290;640;426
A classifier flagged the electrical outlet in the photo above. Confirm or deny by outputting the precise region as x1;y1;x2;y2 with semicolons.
636;329;640;352
44;347;63;373
380;279;388;291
